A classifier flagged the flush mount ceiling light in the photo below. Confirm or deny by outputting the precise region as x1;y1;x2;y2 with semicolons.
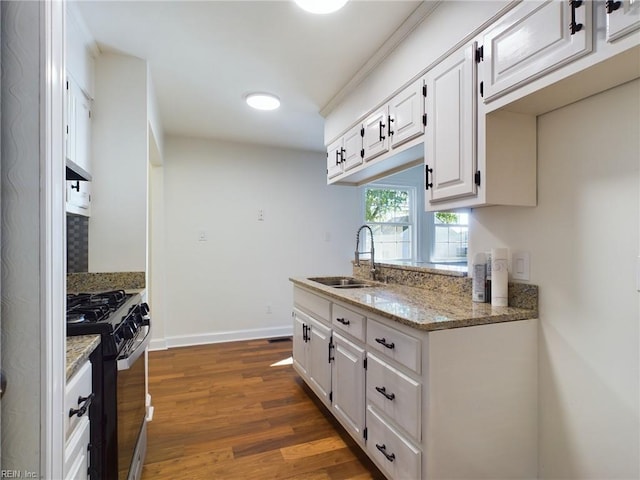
245;92;281;111
294;0;348;14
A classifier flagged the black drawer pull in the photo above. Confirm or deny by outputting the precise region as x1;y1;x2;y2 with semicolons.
69;392;95;418
375;337;395;349
376;443;396;462
336;317;350;326
375;386;396;401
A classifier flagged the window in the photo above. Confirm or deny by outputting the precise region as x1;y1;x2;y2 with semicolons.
431;212;468;263
361;165;468;266
362;186;415;261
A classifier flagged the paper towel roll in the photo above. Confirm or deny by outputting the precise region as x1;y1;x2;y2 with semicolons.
491;248;508;307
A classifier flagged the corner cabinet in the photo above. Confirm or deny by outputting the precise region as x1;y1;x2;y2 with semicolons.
64;361;93;480
291;285;538;480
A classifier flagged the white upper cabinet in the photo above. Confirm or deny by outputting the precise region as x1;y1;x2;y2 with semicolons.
326;124;363;180
363;106;390;162
424;43;477;204
66;76;92;178
481;0;592;102
389;79;425;149
606;0;640;42
326;137;344;179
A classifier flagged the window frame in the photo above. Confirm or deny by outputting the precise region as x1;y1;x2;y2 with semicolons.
361;184;417;262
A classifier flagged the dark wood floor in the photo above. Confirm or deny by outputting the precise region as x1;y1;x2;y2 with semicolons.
141;338;385;479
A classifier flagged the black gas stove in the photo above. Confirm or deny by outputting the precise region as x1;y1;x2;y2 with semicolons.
67;290;149;359
67;290;151;480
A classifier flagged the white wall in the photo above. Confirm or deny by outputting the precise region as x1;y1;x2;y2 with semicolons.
89;52;148;272
153;136;360;347
471;80;640;479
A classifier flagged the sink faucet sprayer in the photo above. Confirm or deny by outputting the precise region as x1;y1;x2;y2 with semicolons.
355;225;376;279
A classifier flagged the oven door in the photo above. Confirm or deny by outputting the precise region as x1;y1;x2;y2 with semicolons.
116;327;151;480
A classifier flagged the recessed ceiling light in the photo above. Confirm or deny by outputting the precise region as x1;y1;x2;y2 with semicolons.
294;0;348;14
245;93;281;111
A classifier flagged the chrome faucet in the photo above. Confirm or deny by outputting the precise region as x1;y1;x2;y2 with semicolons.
355;225;376;279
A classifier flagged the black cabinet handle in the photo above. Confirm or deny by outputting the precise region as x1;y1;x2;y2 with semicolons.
388;115;394;137
69;392;94;418
340;147;346;163
71;180;80;192
378;120;386;141
376;443;396;462
605;0;621;13
375;337;395;350
375;386;396;401
335;150;341;166
425;165;433;190
569;0;583;35
336;317;350;326
303;324;309;342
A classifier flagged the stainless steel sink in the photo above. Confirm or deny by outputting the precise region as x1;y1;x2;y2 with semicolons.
308;277;372;289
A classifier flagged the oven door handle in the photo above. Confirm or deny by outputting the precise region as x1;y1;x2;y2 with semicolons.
117;327;151;371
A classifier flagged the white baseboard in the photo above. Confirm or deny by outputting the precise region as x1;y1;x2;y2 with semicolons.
148;325;293;351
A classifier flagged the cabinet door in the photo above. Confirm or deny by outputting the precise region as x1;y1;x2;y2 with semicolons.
342;125;364;172
66;77;92;175
292;310;309;377
389;80;425;149
424;43;477;205
326;137;344;179
606;0;640;42
66;79;78;165
363;106;389;162
307;317;332;404
331;333;365;441
482;0;592;102
66;180;91;217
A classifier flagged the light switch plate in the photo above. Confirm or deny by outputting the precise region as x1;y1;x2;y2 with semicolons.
512;251;530;281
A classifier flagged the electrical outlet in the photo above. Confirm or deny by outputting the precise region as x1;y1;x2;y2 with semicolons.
266;304;272;314
258;209;265;221
198;230;208;242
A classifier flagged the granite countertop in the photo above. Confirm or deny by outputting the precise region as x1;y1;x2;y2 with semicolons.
66;335;100;380
290;277;538;332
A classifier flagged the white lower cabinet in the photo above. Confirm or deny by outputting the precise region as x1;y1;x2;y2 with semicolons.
64;360;93;480
331;332;366;442
366;352;421;442
292;286;537;479
292;308;332;406
366;405;422;480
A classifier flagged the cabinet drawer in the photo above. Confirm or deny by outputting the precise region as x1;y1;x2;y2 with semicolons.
64;416;90;480
332;303;365;341
367;353;421;441
367;320;421;373
366;405;421;480
65;361;92;439
294;287;331;323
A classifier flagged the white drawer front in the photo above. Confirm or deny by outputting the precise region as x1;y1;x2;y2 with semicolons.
294;287;331;322
367;353;421;441
64;361;92;439
64;416;90;480
367;320;421;373
332;303;365;341
366;405;421;480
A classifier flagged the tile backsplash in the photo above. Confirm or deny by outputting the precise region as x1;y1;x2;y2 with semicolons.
67;214;88;273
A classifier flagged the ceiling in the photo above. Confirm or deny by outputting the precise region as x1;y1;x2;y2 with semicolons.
75;0;424;153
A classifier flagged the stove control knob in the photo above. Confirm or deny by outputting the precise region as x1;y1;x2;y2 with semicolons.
140;303;150;316
123;323;135;340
